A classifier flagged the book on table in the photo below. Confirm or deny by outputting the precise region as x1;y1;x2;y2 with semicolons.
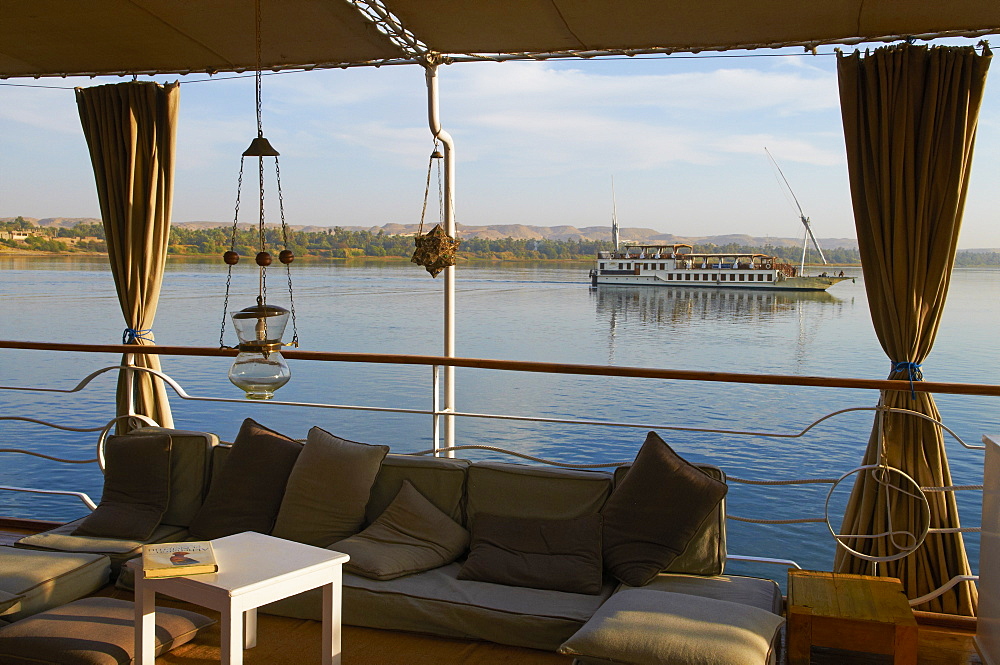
141;541;218;578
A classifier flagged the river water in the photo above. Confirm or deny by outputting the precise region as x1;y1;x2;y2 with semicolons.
1;256;996;583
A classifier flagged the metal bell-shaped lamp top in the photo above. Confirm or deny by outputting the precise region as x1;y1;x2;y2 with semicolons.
231;304;289;346
243;136;280;157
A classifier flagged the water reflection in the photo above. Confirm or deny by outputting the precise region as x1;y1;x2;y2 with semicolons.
592;285;841;326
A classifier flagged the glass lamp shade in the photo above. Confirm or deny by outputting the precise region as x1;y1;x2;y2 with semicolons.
228;304;291;400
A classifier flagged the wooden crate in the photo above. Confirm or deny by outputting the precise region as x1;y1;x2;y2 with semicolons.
787;569;918;665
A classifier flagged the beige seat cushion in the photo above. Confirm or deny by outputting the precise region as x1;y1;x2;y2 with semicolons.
264;561;616;651
626;572;783;615
0;547;110;622
559;589;784;665
0;596;213;665
0;591;22;618
16;520;187;573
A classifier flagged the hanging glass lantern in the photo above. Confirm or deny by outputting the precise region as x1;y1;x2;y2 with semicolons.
219;0;298;399
228;303;291;399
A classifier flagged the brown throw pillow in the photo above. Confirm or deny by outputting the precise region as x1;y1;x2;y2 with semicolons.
601;431;728;586
458;513;603;595
332;480;469;580
271;426;390;547
188;418;302;540
73;433;171;540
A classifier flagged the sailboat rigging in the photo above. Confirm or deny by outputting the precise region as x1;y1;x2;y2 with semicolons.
610;176;620;252
765;147;829;275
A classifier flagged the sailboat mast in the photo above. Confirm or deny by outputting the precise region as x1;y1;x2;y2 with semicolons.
611;177;620;251
800;229;808;275
765;148;829;274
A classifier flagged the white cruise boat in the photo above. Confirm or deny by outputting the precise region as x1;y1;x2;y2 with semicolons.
591;243;851;291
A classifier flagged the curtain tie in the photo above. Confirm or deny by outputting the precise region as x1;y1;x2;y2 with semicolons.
122;328;154;344
891;361;923;400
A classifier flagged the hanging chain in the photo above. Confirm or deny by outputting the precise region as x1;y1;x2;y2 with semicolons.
254;0;263;139
418;140;439;235
276;157;298;346
254;0;268;328
436;145;444;226
220;157;247;347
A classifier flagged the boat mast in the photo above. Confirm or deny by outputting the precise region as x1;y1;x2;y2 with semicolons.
765;148;828;274
611;176;620;251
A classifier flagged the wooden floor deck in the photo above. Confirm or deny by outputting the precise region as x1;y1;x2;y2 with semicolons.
90;586;997;664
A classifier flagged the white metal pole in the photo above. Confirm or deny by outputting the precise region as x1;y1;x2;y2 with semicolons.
425;62;456;456
799;228;808;276
431;365;441;455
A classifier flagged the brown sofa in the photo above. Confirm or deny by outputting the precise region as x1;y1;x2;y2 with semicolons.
13;425;785;664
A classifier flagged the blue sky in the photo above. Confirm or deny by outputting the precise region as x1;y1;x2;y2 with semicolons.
1;45;998;248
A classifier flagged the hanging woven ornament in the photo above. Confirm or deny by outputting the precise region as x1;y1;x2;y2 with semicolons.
412;224;460;277
411;144;459;277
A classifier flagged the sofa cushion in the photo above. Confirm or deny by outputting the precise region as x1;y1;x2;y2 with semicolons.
263;562;616;652
613;464;728;577
73;433;172;541
189;418;302;540
366;454;469;525
15;520;187;573
602;431;728;586
458;513;603;595
558;589;784;665
0;591;22;618
271;427;389;547
0;596;213;665
466;462;613;525
0;547;110;623
627;573;784;615
130;427;219;527
333;480;469;580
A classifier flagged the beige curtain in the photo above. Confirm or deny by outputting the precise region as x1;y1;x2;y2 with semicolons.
835;44;990;615
76;81;180;432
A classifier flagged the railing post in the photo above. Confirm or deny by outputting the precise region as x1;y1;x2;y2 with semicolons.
432;364;441;456
425;60;457;457
123;352;137;418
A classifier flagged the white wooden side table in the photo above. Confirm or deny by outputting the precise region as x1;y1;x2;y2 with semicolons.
131;531;350;665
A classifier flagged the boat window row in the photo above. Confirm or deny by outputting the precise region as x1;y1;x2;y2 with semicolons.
670;273;772;282
602;262;770;271
598;263;774;282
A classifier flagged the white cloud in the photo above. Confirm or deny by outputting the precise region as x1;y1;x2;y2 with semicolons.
0;82;83;133
717;134;844;166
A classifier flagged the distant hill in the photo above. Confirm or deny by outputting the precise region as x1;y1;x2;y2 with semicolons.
9;217;103;229
6;216;994;254
170;221;862;250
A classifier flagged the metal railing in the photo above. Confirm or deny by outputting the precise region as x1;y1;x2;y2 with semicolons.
0;339;993;606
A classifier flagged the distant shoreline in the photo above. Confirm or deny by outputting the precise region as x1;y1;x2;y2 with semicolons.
0;249;867;267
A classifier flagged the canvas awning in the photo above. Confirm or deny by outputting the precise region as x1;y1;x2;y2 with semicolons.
1;0;999;79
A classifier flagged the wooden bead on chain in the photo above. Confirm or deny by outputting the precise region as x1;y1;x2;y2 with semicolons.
223;251;240;265
256;251;272;267
279;250;294;264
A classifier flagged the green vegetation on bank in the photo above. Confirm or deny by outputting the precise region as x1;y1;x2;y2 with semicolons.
4;217;1000;266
